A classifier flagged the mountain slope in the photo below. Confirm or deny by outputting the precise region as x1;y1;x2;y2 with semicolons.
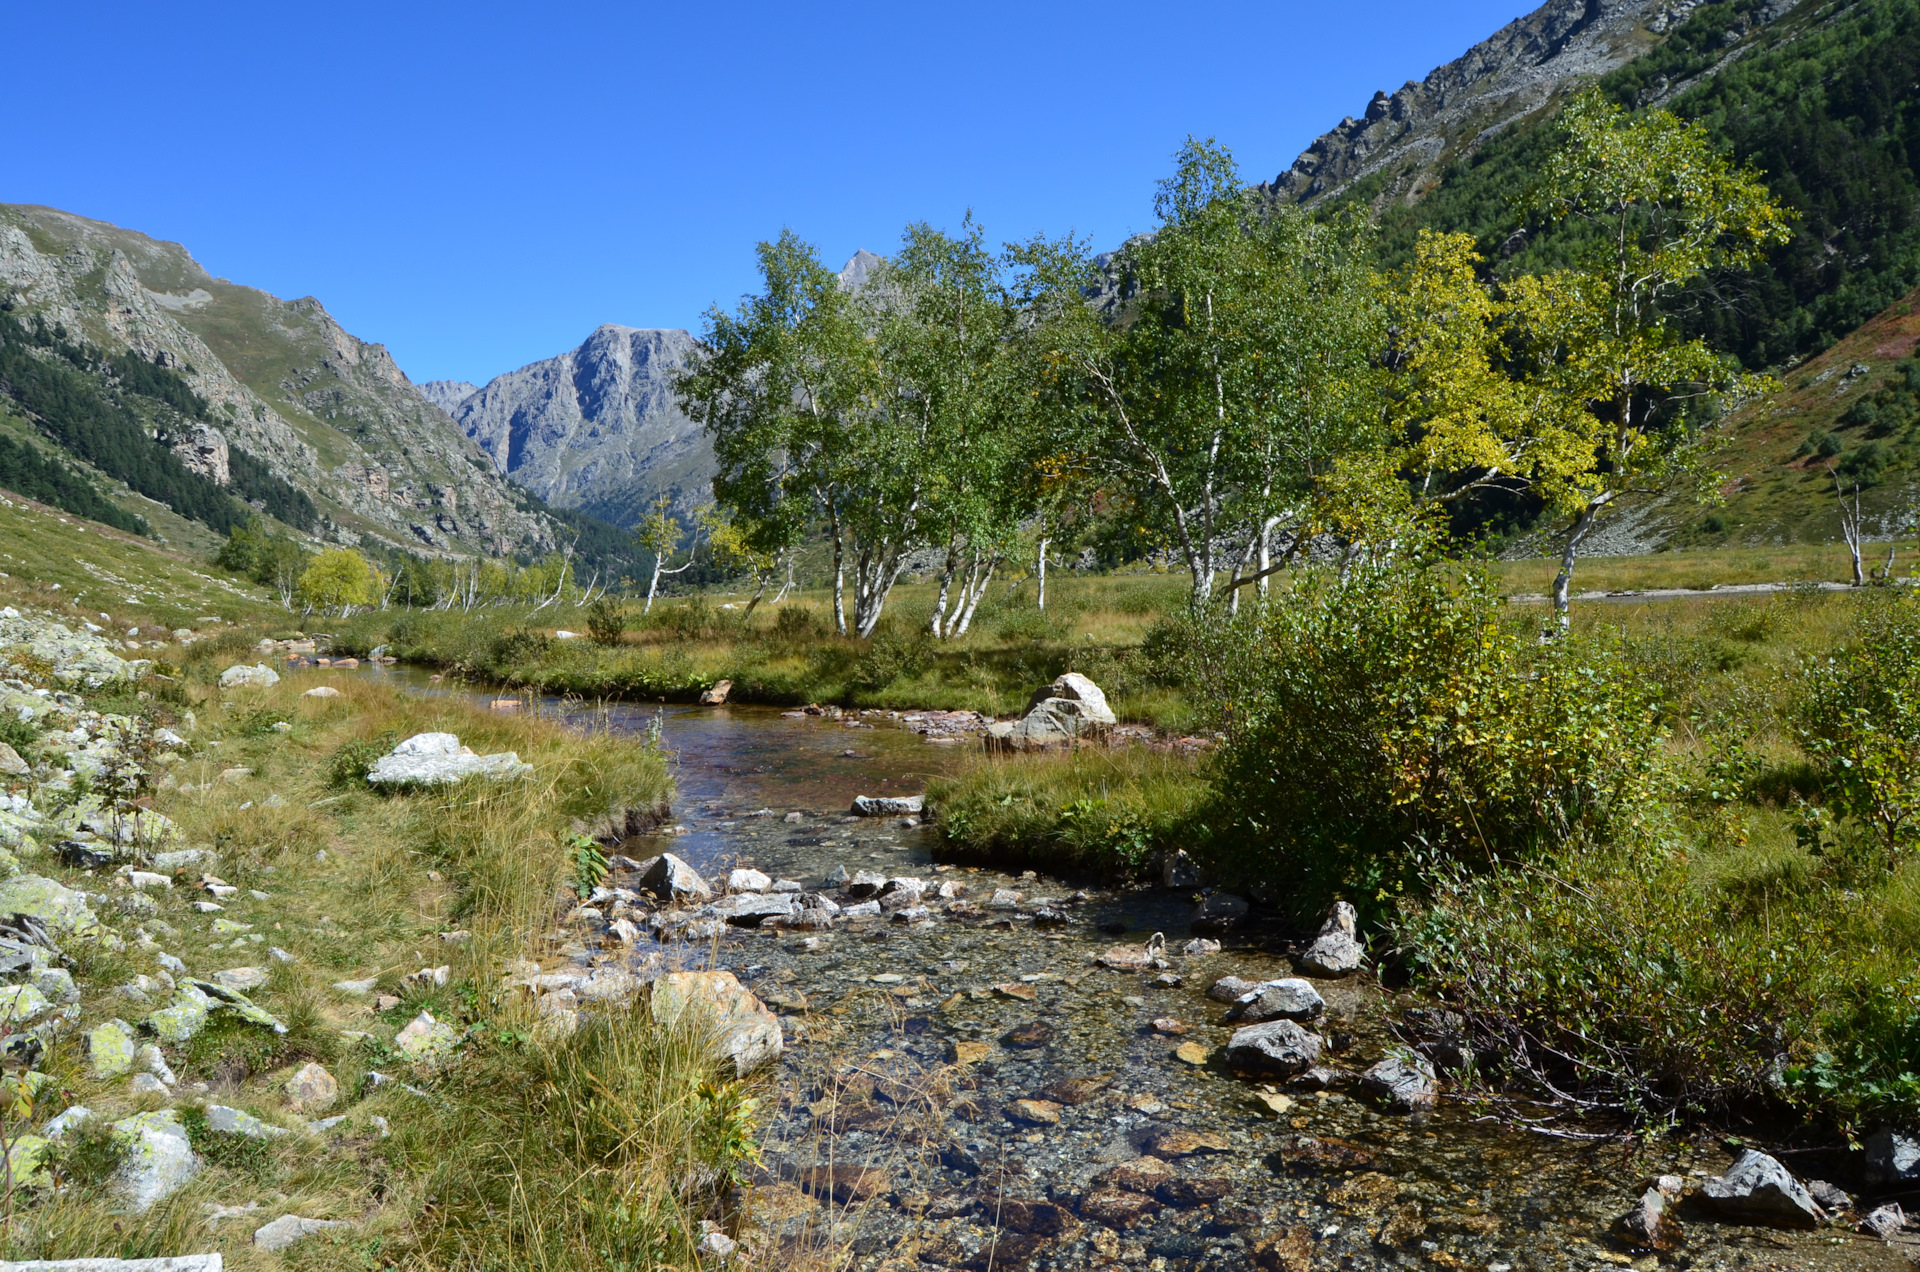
0;205;557;558
442;326;705;529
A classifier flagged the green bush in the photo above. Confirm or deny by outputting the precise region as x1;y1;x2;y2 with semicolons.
585;596;626;646
1800;592;1920;858
1182;557;1663;913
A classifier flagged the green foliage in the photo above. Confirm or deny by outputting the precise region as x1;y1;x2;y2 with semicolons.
329;733;395;789
177;1104;277;1176
226;446;318;531
851;630;932;690
585;596;626;646
569;834;609;896
1181;554;1663;912
296;548;379;615
1800;592;1920;856
0;432;147;534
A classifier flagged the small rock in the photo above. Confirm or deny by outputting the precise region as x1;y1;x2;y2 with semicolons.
1360;1053;1437;1113
393;1010;460;1064
219;663;281;689
1007;1098;1063;1125
1174;1041;1210;1066
1162;848;1203;888
1866;1127;1920;1184
639;852;715;903
1144;1126;1232;1158
1699;1149;1823;1228
726;867;772;893
42;1106;91;1138
851;794;923;816
129;1073;169;1095
1620;1176;1685;1252
1183;938;1221;955
1864;1202;1907;1240
333;976;378;995
1190;892;1248;934
403;965;450;990
1807;1178;1852;1212
1002;1020;1056;1049
650;970;782;1076
847;870;889;897
209;1105;289;1139
89;1019;137;1077
698;679;733;706
213;966;269;992
1151;1018;1188;1035
303;686;341;699
254;1214;350;1252
696;1229;738;1259
1207;975;1261;1003
135;1044;176;1085
285;1062;340;1111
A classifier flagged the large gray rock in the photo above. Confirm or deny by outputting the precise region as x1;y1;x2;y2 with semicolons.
1297;901;1363;977
1698;1150;1823;1228
1224;1019;1323;1078
985;673;1117;752
365;732;531;786
1866;1128;1920;1184
0;873;102;942
638;852;713;903
218;664;280;690
113;1109;197;1211
1227;979;1325;1024
705;893;796;927
650;970;782;1076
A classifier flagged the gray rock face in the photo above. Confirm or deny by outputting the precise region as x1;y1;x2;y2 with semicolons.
1224;1019;1323;1078
1866;1127;1920;1184
1227;979;1325;1024
447;326;707;528
1699;1150;1823;1228
417;380;481;414
1259;0;1673;209
1360;1053;1437;1112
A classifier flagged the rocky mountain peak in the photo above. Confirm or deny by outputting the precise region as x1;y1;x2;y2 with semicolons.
417;380;481;415
1260;0;1671;208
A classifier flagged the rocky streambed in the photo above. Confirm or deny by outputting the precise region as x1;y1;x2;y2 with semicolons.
503;695;1913;1272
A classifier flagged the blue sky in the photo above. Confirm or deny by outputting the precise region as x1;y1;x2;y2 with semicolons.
7;2;1526;386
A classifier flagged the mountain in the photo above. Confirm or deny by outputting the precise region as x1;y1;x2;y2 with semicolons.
0;204;559;558
439;326;705;529
441;252;878;530
1261;0;1673;208
417;380;481;415
1273;0;1920;549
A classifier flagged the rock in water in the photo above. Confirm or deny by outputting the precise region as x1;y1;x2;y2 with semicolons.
1224;1020;1323;1078
364;731;531;787
1191;892;1249;934
639;852;714;903
699;679;733;705
1360;1053;1437;1112
1699;1150;1823;1228
219;663;281;689
851;794;923;816
650;970;782;1076
1620;1178;1684;1251
1207;975;1261;1003
1162;849;1203;888
1297;900;1364;977
726;867;771;893
1227;979;1325;1024
114;1109;197;1210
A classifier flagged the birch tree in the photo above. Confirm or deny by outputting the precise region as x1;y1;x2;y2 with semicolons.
677;231;926;637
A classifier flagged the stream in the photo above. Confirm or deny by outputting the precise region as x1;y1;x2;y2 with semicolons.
378;669;1901;1271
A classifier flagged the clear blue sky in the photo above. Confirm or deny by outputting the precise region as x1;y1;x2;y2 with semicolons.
6;1;1526;387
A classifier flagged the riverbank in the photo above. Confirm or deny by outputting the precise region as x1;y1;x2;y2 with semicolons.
0;599;768;1270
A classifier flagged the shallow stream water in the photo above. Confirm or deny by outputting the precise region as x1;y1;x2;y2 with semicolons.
373;668;1902;1272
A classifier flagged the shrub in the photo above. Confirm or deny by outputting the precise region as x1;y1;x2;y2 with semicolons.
851;631;932;690
1800;592;1920;858
585;596;626;646
1183;557;1663;913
